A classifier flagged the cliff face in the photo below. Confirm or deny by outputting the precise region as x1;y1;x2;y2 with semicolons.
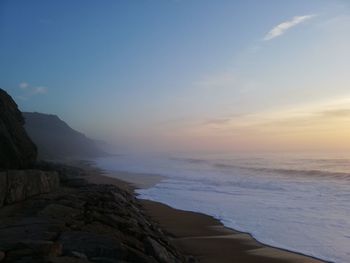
0;90;187;263
0;164;185;263
0;170;60;208
0;89;37;169
23;112;105;160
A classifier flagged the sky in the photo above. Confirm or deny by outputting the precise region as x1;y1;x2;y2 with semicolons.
1;0;350;153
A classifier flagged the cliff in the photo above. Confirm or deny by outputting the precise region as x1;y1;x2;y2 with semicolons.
0;89;37;169
0;170;60;207
0;89;59;208
23;112;105;160
0;164;186;263
0;90;188;262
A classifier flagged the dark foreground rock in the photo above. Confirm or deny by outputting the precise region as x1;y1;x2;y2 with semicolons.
0;89;37;169
0;170;60;208
0;167;186;263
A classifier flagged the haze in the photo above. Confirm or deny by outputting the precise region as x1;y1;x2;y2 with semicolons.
1;0;350;153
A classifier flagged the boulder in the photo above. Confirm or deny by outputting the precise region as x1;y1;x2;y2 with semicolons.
0;89;37;169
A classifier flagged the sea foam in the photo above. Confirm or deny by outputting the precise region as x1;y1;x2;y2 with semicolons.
96;153;350;263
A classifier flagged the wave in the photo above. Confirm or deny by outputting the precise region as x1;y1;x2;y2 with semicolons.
176;156;350;179
170;157;209;164
158;178;286;192
213;163;350;180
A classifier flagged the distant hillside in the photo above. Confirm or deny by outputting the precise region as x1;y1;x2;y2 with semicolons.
23;112;106;160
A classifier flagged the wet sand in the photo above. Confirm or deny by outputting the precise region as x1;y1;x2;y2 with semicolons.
142;200;323;263
89;170;325;263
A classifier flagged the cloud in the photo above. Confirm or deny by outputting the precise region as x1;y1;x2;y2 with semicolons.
263;14;316;41
318;108;350;118
191;97;350;137
18;82;48;97
19;82;29;90
203;118;232;126
33;86;48;94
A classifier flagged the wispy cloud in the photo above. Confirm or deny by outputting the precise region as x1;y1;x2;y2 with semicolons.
19;82;29;90
263;14;316;41
318;108;350;118
33;86;48;94
18;82;48;98
196;98;350;134
203;118;232;126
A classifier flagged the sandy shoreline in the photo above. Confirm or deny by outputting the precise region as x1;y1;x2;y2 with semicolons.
88;170;325;263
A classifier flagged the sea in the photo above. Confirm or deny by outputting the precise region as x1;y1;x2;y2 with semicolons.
95;152;350;263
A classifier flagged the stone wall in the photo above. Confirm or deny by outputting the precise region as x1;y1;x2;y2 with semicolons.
0;170;59;207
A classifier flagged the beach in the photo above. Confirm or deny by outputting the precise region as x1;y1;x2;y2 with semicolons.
88;170;325;263
2;1;348;262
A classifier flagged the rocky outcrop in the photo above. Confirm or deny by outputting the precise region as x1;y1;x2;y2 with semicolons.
0;168;186;263
0;170;60;207
0;90;187;262
0;89;37;169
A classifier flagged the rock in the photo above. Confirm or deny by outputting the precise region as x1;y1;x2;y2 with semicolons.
0;164;186;263
0;170;59;207
20;240;62;256
59;231;123;260
64;178;89;188
49;256;92;263
0;251;5;261
145;237;178;263
0;173;7;207
0;89;37;169
5;248;33;262
71;251;88;259
90;258;120;263
39;204;81;219
0;217;63;250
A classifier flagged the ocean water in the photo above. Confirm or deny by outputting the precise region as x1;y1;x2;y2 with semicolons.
95;152;350;263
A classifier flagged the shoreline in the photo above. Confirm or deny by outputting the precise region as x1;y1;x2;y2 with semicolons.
88;169;326;263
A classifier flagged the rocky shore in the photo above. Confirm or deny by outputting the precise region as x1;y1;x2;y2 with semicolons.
0;88;188;263
0;88;323;263
0;164;188;263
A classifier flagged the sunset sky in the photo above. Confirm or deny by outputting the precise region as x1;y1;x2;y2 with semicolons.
1;0;350;152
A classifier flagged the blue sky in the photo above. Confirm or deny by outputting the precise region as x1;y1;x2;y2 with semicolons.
1;0;350;152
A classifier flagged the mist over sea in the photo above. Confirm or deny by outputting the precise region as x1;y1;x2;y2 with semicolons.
96;152;350;263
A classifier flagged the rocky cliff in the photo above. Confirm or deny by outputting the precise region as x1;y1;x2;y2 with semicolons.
0;89;60;208
0;164;186;263
0;170;60;208
0;89;37;169
0;90;188;263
